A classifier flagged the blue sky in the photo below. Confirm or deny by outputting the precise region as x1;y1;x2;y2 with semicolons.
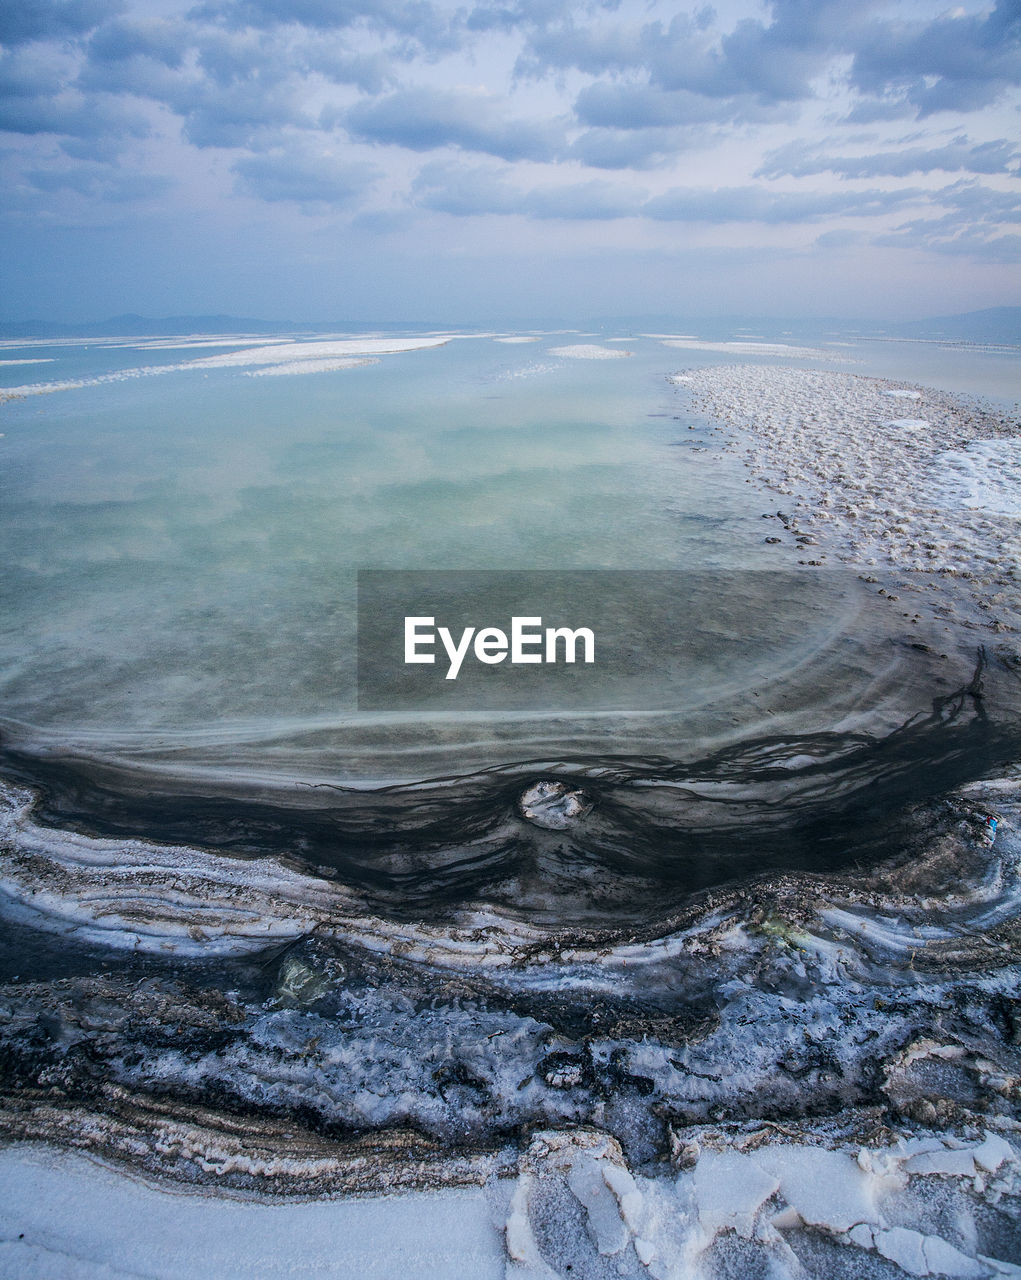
1;0;1019;321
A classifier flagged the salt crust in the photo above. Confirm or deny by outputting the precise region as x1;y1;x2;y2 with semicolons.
0;336;450;400
0;1144;507;1280
652;336;830;358
939;439;1021;519
546;344;633;359
3;775;1021;1273
247;357;379;377
189;337;450;368
7;1123;1014;1278
676;364;1021;635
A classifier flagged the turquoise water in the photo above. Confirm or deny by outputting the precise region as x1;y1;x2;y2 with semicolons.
0;337;765;741
0;328;1015;783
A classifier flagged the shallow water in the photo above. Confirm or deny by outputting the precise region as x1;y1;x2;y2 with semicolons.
2;328;1021;910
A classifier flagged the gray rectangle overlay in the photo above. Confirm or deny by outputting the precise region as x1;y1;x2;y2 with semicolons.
356;569;867;712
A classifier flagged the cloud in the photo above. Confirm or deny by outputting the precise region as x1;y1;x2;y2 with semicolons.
850;0;1021;117
301;44;395;95
862;180;1021;262
2;0;1018;296
515;18;650;79
568;126;695;170
841;97;915;125
80;26;317;148
814;228;869;249
759;136;1021;180
644;184;921;224
0;0;120;46
87;17;189;68
192;0;457;53
573;82;791;131
26;161;171;202
350;207;416;233
81;21;396;145
932;179;1021;222
521;2;876;103
0;48;66;101
181;84;313;148
523;178;645;220
411;161;519;215
233;148;380;207
345;87;563;161
524;0;1020;136
466;0;605;36
413;163;927;227
0;89;148;143
412;160;644;219
876;223;1021;264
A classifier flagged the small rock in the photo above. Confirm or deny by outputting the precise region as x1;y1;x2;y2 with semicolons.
519;780;592;829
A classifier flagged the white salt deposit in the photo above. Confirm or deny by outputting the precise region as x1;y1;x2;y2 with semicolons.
111;338;286;350
692;1150;778;1235
3;1115;1018;1277
653;337;829;358
755;1145;877;1232
0;336;451;401
546;344;632;359
190;337;451;369
676;364;1021;634
247;357;379;377
506;1127;1019;1277
0;1145;507;1280
938;438;1021;518
0;366;180;399
494;336;540;344
0;358;53;366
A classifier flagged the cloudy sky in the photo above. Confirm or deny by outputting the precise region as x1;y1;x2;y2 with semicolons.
1;0;1019;322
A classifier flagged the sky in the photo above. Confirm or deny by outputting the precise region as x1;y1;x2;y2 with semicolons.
0;0;1019;322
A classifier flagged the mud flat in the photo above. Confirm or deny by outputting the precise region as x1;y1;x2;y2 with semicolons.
676;364;1021;642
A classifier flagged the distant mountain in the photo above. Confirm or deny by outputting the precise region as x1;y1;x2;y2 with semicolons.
880;307;1021;344
0;313;282;338
595;308;1021;345
0;314;436;339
